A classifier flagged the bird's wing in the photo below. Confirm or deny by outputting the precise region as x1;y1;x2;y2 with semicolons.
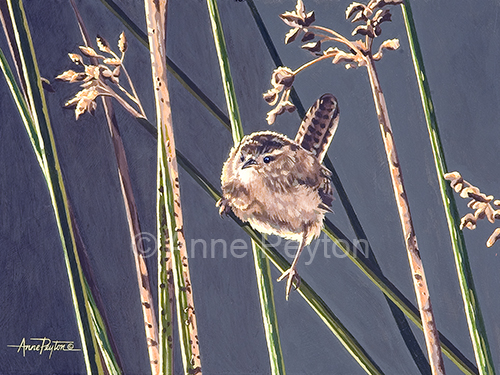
295;94;339;163
318;166;334;211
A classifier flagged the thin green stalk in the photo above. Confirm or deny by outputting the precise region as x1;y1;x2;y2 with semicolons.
70;204;123;375
68;2;160;371
205;0;243;143
157;164;174;375
96;3;476;372
324;161;431;375
0;1;26;97
252;241;286;375
245;2;429;371
175;149;383;374
138;113;478;375
401;2;494;374
0;47;42;162
205;1;285;374
1;43;123;375
2;1;109;373
144;0;202;374
98;0;231;129
84;278;122;375
322;219;476;375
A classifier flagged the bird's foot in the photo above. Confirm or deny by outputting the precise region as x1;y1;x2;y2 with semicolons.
277;267;301;300
216;197;231;217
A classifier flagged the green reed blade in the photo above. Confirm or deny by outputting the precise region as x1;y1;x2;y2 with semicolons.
401;2;494;374
205;0;285;373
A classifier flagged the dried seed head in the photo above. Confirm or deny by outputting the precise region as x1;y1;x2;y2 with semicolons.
352;23;375;38
263;89;279;105
452;182;463;193
285;27;301;44
367;0;403;11
56;70;86;83
266;100;296;125
444;171;466;193
56;70;77;81
301;31;315;42
118;31;128;53
460;213;477;230
373;9;392;26
332;49;356;64
69;53;84;65
75;97;97;119
485;205;496;224
280;0;315;28
112;65;121;77
380;38;399;50
351;10;368;23
296;0;305;16
101;66;120;84
96;35;112;53
79;46;104;59
271;67;295;89
103;58;122;66
373;38;400;60
85;65;101;80
101;67;114;79
301;40;322;54
446;171;500;247
444;171;462;181
64;86;100;120
325;47;364;69
347;1;401;39
487;227;500;248
346;2;367;20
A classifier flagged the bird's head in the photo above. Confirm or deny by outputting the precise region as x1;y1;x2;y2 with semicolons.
234;131;297;181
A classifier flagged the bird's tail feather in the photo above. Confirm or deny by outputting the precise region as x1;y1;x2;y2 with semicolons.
294;93;339;163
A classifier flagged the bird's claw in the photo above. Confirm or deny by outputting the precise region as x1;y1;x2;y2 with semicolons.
216;198;231;217
277;267;301;300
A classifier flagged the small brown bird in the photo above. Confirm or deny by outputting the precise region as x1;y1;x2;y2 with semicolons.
217;94;339;299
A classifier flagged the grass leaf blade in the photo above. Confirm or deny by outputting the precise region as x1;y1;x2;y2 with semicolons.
101;3;477;373
401;2;495;374
252;242;286;375
3;1;111;373
205;1;285;373
0;47;42;162
136;115;478;375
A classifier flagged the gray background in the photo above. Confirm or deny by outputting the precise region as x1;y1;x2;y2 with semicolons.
1;0;500;374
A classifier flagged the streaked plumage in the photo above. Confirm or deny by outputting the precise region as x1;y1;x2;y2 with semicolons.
295;93;339;163
218;94;339;299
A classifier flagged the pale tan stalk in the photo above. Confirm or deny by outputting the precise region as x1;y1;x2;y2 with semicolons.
267;3;448;370
70;1;160;372
365;58;445;375
103;102;160;375
144;0;202;373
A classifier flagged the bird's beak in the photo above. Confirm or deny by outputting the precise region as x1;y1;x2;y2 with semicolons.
242;158;257;169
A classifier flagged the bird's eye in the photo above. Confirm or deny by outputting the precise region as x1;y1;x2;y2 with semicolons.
240;155;245;162
263;156;272;164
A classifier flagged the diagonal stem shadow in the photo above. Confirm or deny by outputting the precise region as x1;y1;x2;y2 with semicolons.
245;0;430;372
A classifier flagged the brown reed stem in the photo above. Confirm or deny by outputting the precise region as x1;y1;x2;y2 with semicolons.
69;1;160;372
365;57;445;375
144;0;202;373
